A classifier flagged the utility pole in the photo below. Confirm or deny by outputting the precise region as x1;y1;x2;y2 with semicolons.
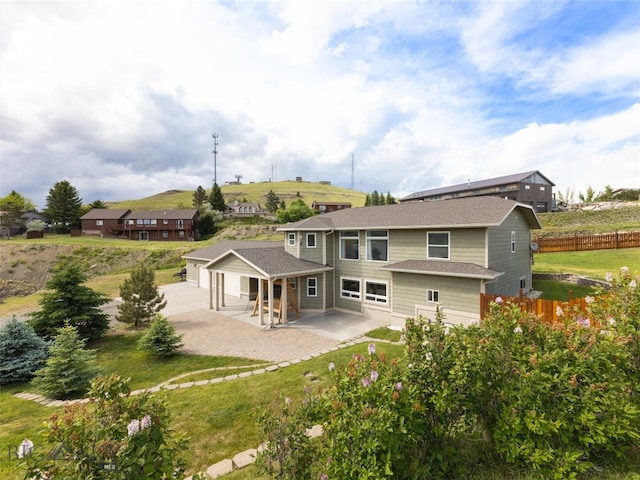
211;133;218;185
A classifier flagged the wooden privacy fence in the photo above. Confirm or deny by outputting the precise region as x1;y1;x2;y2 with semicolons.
480;292;595;325
533;231;640;253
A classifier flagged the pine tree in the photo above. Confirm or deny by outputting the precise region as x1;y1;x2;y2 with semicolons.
29;263;110;341
265;190;280;213
32;324;99;399
0;317;49;384
116;262;167;327
43;180;83;233
137;314;184;357
89;199;108;209
385;191;397;205
193;185;207;210
208;182;226;211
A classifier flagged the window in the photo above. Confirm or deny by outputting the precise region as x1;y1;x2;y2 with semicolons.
426;289;439;303
511;231;516;253
340;231;359;260
177;220;184;228
341;278;361;299
307;277;317;297
288;278;296;289
366;230;388;261
136;219;143;225
365;281;388;304
288;233;296;247
179;231;185;237
520;277;526;289
151;219;157;225
143;219;151;225
163;218;169;225
96;220;103;226
427;232;449;259
162;231;169;238
540;186;546;191
525;184;531;189
307;233;316;248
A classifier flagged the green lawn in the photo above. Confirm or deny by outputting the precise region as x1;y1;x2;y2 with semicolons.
533;247;640;280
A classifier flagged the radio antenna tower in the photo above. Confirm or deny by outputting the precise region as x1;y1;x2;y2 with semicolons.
212;133;219;184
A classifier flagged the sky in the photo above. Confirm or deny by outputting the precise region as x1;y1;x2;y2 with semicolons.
0;1;639;210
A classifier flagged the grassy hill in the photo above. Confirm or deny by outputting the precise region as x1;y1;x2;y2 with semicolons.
107;181;367;210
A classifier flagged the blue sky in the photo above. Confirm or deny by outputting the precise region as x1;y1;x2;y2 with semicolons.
0;1;638;209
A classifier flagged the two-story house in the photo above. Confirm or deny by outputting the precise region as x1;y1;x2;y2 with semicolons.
184;196;541;327
80;209;198;241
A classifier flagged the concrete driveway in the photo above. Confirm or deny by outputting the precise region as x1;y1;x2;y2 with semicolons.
157;283;389;363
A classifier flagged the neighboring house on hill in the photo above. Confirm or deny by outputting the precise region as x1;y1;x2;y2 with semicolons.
80;208;198;241
401;170;555;213
184;196;541;327
226;200;271;218
312;201;352;213
0;211;49;237
80;209;131;237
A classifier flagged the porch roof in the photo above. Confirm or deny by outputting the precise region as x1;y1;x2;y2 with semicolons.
379;259;502;280
205;246;332;279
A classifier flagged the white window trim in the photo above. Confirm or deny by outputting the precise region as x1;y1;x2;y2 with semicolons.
426;289;440;303
306;232;317;248
427;231;450;260
340;277;361;300
364;279;388;305
287;232;296;247
511;231;516;254
339;231;359;261
96;220;103;226
366;230;388;262
307;277;317;297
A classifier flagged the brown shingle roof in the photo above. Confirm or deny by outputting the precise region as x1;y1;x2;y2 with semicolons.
380;259;502;280
80;209;130;220
125;209;198;220
279;196;541;231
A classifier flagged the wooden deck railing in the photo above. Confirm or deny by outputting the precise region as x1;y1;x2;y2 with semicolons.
533;231;640;253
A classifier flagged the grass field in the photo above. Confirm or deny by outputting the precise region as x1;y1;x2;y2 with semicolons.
532;247;640;280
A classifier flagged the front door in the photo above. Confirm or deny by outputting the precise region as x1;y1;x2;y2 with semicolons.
139;231;149;241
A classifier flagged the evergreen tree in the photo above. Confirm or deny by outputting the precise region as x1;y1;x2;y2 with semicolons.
279;199;286;210
0;190;35;236
116;262;167;327
197;211;216;236
192;185;207;210
137;314;184;357
44;180;83;233
208;182;226;211
29;263;110;341
89;199;108;209
265;190;280;213
371;190;380;205
364;193;371;207
385;191;397;205
0;317;49;385
32;324;99;399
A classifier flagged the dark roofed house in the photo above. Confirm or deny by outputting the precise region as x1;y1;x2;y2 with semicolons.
80;209;131;237
311;200;352;213
400;170;555;212
184;196;542;328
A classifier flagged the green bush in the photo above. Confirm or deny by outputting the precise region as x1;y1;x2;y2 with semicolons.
137;314;183;357
0;317;49;384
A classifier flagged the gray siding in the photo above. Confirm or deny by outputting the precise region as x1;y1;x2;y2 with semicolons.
214;255;260;276
392;272;481;317
284;232;299;256
299;275;324;310
450;228;486;264
486;211;533;296
299;232;324;263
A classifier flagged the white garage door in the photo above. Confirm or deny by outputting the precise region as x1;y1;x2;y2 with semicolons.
197;267;241;298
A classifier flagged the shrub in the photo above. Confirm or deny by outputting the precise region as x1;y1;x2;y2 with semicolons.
0;317;49;384
137;313;183;357
19;374;187;480
31;324;99;399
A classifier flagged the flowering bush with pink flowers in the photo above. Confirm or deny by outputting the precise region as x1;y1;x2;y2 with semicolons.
20;374;187;480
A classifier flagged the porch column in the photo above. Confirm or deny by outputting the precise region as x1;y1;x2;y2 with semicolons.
267;278;274;328
213;272;220;311
220;273;226;307
258;278;265;326
208;269;214;310
281;277;288;325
